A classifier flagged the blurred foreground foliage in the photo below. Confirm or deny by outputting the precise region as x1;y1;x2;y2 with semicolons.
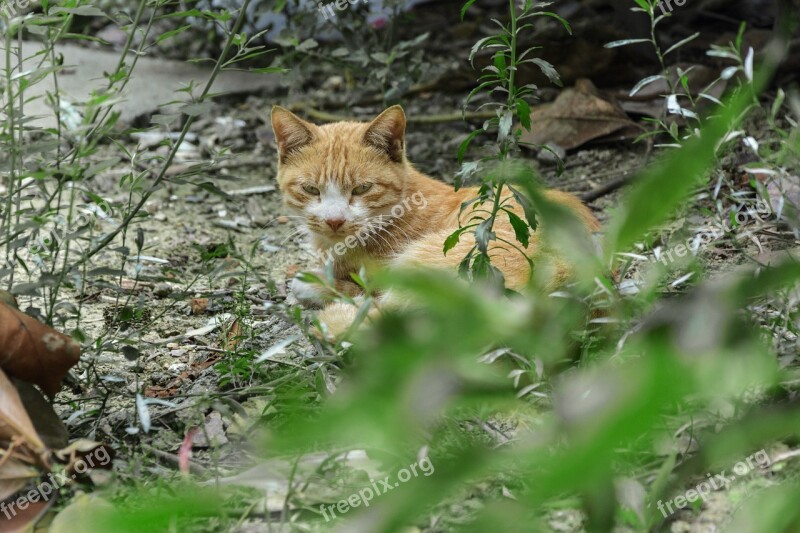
67;32;800;533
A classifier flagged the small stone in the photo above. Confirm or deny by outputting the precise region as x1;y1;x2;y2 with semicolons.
277;216;290;224
192;412;228;448
153;283;173;297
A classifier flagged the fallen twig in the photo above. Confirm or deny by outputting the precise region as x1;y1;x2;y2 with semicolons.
579;173;636;203
142;444;210;476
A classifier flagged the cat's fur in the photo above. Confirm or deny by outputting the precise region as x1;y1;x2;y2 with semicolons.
271;105;600;336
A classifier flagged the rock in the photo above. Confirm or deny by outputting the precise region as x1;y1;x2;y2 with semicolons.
192;412;229;448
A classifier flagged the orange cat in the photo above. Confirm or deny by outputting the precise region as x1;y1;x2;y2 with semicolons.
271;105;600;336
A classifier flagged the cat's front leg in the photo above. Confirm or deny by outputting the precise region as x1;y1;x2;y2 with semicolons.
290;270;365;308
289;272;328;308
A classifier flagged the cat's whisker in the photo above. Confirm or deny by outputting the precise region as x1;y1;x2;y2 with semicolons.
360;218;406;244
280;226;312;245
377;219;425;242
367;227;409;253
362;227;396;251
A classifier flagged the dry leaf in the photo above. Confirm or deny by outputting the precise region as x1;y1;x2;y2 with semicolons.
521;79;638;151
0;369;46;462
225;319;242;351
190;298;209;315
0;495;53;532
0;458;39;501
0;303;81;397
53;440;114;479
764;173;800;218
13;380;68;450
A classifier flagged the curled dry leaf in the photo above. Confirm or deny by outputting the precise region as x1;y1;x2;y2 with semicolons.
520;79;639;151
14;379;69;450
0;458;39;502
53;439;115;478
0;303;81;397
0;495;54;533
0;369;46;464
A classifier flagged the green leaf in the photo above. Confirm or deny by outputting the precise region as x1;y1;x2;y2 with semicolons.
51;6;107;16
515;99;532;131
505;209;530;248
606;68;768;256
604;39;650;49
531;58;562;87
460;0;479;20
629;75;664;97
475;218;496;255
458;130;484;163
444;227;469;255
156;25;192;44
248;67;289;74
508;186;538;231
531;11;572;35
296;39;318;52
664;32;700;56
193;181;231;198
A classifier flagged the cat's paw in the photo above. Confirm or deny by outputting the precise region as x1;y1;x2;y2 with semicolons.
313;302;361;342
290;275;327;308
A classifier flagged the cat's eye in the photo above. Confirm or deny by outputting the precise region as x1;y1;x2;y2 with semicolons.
352;183;373;195
302;184;320;195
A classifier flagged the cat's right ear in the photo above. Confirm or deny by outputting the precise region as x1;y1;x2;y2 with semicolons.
271;106;315;163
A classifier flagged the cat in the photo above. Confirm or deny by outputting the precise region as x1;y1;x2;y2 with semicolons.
271;105;601;337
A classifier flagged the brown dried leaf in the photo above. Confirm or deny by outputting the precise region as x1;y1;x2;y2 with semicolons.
765;173;800;217
0;303;81;397
0;458;38;502
14;380;68;450
53;440;114;478
0;495;52;532
521;79;638;151
225;319;242;351
190;298;209;315
0;369;45;456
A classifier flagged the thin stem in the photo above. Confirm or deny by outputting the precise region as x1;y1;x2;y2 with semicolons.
78;0;253;265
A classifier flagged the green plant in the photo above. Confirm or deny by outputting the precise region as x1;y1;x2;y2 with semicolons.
446;0;569;287
605;0;754;148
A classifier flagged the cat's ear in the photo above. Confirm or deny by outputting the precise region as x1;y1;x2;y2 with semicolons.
271;106;316;163
364;105;406;163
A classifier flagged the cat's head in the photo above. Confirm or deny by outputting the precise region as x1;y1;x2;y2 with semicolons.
271;106;409;244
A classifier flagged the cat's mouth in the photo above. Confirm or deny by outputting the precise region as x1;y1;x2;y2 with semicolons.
307;219;355;242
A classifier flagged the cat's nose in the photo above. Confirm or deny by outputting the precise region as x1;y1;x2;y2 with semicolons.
326;218;345;231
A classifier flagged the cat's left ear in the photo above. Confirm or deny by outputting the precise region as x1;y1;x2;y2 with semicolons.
364;106;406;163
272;106;317;163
